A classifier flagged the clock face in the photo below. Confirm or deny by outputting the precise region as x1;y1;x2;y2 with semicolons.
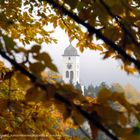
67;63;72;69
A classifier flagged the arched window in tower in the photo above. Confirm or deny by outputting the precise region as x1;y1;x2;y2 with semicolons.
70;71;74;80
66;71;69;78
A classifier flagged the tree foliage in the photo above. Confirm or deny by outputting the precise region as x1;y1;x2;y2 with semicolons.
0;62;82;140
0;0;140;140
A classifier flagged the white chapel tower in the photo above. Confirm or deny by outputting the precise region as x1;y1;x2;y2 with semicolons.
62;44;80;84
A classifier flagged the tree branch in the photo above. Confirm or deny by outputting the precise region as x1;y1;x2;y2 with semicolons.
99;0;140;48
60;16;80;40
0;49;118;140
72;116;91;139
45;0;140;70
55;92;118;140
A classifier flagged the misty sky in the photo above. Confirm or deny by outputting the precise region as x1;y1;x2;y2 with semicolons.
42;27;140;91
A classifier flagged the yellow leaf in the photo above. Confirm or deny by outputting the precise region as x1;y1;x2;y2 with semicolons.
26;86;47;102
29;62;45;75
72;109;85;125
97;88;112;103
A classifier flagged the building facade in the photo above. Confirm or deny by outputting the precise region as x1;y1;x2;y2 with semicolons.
62;44;80;84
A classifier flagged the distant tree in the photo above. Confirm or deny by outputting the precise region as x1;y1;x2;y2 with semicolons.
100;82;109;89
95;82;109;95
110;83;124;93
84;86;88;96
75;82;82;91
86;84;95;97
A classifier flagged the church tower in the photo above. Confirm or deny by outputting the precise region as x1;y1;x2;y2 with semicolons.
62;44;80;84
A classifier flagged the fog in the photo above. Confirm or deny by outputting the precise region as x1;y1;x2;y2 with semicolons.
43;28;140;91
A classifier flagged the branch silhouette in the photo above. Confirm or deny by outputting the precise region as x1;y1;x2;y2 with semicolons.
45;0;140;70
0;49;118;140
99;0;140;48
1;1;139;140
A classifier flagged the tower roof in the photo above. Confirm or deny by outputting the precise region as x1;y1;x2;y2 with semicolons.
63;44;79;56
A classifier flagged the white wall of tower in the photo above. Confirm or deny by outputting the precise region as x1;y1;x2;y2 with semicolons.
62;56;80;84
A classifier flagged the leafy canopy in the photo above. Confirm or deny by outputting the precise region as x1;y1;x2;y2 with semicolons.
0;0;140;140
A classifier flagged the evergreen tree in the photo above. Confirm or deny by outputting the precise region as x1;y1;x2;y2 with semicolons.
75;82;82;91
